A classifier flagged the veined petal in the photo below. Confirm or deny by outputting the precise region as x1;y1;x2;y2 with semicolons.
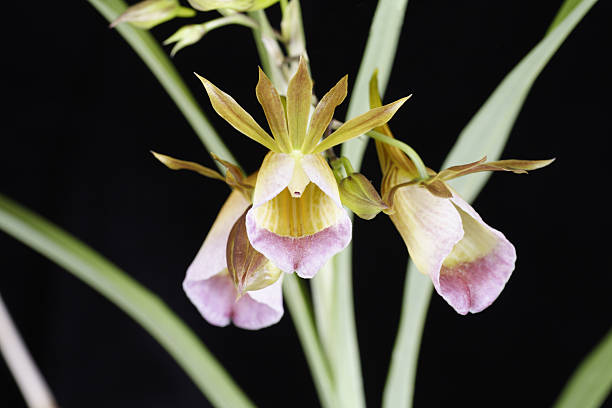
313;97;409;153
185;189;251;282
252;152;295;207
247;154;350;277
246;204;351;278
369;73;420;180
286;57;313;150
233;277;284;330
196;74;278;151
437;157;555;181
256;67;291;152
437;194;516;314
389;183;464;283
301;75;348;153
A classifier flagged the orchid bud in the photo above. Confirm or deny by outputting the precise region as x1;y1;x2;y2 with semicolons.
339;173;389;220
187;0;278;12
226;208;282;295
164;14;258;56
110;0;196;29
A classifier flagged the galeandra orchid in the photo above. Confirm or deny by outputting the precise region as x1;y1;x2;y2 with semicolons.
153;152;283;329
197;58;408;278
369;73;553;314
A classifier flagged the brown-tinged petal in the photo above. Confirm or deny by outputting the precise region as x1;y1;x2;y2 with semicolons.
423;179;453;198
369;71;420;179
151;151;225;181
183;189;284;329
196;74;278;151
313;97;409;153
438;158;555;181
256;67;291;152
226;207;281;294
301;75;348;153
286;57;313;150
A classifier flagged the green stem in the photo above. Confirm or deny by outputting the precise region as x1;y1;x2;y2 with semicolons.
365;130;428;180
248;8;341;408
0;194;254;408
283;275;337;408
87;0;237;172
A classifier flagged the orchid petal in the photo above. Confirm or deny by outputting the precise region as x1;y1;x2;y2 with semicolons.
389;184;464;282
313;97;409;153
252;152;295;207
183;273;235;327
233;277;284;330
185;189;250;282
436;194;517;314
437;157;555;181
286;57;313;150
370;71;420;178
196;74;278;151
256;67;291;152
151;151;225;181
246;206;351;278
301;75;348;153
300;153;342;207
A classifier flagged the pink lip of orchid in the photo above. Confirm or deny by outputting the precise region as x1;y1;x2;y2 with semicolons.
369;71;553;314
196;57;409;278
183;189;284;330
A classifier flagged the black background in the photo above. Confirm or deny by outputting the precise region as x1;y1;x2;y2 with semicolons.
1;1;611;407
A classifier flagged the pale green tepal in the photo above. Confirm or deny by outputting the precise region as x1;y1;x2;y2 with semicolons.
110;0;195;29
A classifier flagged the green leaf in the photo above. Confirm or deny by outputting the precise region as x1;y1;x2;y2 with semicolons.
341;0;411;170
88;0;237;172
382;1;599;407
0;193;254;408
553;328;612;408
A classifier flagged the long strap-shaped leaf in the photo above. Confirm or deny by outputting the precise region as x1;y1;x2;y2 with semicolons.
0;193;255;408
554;328;612;408
87;0;237;171
382;1;599;407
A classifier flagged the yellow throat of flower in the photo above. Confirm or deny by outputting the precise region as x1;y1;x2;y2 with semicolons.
254;183;342;237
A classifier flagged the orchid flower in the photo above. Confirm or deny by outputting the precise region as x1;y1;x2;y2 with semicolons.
152;152;283;329
196;58;408;278
369;73;553;314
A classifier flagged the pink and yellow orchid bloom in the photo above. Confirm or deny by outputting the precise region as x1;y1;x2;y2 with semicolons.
184;188;284;329
369;74;553;314
197;58;408;278
152;152;283;329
